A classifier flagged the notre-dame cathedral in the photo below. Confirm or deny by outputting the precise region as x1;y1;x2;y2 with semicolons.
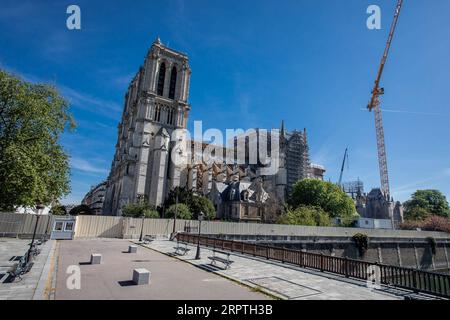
102;38;325;221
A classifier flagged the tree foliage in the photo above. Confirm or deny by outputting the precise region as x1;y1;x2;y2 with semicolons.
165;203;192;220
69;204;93;216
165;187;194;207
142;208;160;218
277;205;331;226
122;202;158;218
0;70;75;210
165;187;216;220
404;190;450;221
352;233;369;257
50;205;67;216
399;215;450;233
404;207;430;221
189;196;216;220
290;179;356;219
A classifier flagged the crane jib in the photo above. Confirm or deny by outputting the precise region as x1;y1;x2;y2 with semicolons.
367;0;404;112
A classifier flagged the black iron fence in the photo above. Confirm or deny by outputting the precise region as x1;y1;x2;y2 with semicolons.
177;233;450;298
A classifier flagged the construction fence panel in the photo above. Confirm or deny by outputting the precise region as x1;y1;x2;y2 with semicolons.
0;212;53;237
2;213;449;240
74;215;123;238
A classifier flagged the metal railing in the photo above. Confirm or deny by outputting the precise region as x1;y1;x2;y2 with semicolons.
177;233;450;298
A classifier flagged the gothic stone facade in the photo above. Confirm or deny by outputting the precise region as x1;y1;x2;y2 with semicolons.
355;188;404;225
103;38;191;215
103;40;325;219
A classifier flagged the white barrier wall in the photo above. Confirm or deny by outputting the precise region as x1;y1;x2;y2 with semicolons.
0;212;53;237
1;213;449;239
122;218;450;239
74;215;123;238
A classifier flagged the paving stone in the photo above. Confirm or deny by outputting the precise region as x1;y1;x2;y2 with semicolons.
0;238;54;300
145;240;405;300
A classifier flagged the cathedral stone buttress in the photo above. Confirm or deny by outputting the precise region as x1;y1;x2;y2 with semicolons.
103;38;191;215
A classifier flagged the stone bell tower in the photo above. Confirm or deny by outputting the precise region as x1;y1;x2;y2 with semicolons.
103;38;191;215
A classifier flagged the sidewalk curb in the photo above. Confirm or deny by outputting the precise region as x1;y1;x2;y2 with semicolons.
32;240;57;300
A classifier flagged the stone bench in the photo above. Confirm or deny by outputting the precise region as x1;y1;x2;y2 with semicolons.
208;250;234;269
133;268;150;285
128;245;137;253
90;253;102;265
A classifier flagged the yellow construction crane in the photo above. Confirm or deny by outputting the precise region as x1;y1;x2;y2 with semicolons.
367;0;404;197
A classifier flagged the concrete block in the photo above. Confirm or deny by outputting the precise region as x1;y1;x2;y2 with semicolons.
128;245;137;253
90;253;102;264
133;268;150;285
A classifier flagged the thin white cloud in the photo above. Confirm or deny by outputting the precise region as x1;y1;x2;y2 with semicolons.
0;63;122;120
71;158;108;175
113;73;134;89
59;85;122;119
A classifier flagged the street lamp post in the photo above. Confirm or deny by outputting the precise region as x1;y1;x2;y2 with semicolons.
44;211;52;240
27;203;45;263
170;188;178;240
136;194;146;242
139;213;145;242
195;211;204;260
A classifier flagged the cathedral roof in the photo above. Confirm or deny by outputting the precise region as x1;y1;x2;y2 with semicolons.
221;181;252;202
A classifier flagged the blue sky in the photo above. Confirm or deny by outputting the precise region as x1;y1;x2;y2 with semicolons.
1;0;449;204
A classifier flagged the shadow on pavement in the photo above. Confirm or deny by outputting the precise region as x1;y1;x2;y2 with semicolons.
118;280;136;287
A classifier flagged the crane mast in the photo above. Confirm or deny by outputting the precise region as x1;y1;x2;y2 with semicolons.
338;148;348;186
367;0;404;197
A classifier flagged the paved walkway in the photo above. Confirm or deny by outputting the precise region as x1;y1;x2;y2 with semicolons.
54;239;269;300
145;240;405;300
0;238;55;300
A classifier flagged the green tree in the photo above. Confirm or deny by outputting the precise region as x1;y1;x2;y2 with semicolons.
404;207;430;221
69;204;93;216
0;70;75;210
290;179;356;219
164;187;216;220
122;202;157;218
165;203;192;220
277;205;331;226
189;196;216;220
142;208;160;218
50;205;67;216
165;187;194;207
404;190;450;220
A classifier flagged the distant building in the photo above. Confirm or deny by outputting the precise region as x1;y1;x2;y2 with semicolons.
332;216;393;229
355;218;393;229
209;178;270;222
355;188;404;227
309;163;326;181
82;181;107;215
63;204;78;214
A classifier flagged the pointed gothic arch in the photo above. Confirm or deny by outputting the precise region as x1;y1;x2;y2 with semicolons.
157;62;166;96
168;66;177;99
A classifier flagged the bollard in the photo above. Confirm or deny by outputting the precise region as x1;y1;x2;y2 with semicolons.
133;268;150;285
